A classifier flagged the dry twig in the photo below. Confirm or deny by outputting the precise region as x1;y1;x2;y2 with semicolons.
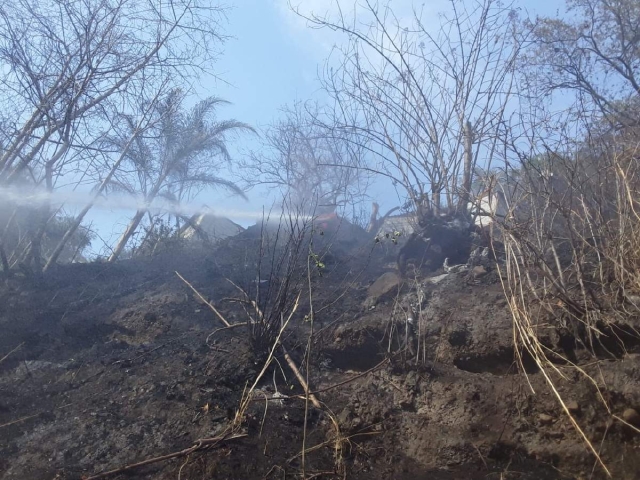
0;342;24;366
81;432;247;480
175;271;232;327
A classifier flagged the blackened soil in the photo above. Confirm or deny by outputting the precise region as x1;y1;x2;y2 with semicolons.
0;232;639;479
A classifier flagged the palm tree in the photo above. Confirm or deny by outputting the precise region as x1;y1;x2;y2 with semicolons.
107;90;253;261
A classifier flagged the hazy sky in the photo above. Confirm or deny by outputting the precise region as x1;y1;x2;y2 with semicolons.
85;0;562;254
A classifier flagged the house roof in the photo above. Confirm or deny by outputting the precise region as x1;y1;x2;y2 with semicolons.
180;214;244;243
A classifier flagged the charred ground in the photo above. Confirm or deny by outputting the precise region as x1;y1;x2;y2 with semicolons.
0;221;639;480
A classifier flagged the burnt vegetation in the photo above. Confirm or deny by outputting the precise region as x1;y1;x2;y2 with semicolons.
1;0;640;479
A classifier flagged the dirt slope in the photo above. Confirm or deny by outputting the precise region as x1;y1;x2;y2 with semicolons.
0;233;639;479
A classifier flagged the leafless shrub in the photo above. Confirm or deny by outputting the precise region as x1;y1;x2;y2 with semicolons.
501;132;640;348
487;0;640;472
236;208;314;360
240;101;370;216
0;201;94;274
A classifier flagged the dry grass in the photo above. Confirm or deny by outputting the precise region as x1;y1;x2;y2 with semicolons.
492;136;640;477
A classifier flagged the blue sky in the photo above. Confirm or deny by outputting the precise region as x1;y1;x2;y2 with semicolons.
84;0;563;254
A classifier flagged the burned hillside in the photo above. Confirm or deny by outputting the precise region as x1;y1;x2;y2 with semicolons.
0;216;639;480
1;0;640;478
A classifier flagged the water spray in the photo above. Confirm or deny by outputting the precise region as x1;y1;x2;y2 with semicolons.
0;185;313;223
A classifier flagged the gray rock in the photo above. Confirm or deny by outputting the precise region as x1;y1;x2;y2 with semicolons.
367;272;401;298
363;272;402;308
472;265;488;278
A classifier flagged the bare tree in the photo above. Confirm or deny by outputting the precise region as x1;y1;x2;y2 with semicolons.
106;89;253;262
526;0;640;129
501;0;640;327
241;102;370;215
0;0;227;271
293;0;524;219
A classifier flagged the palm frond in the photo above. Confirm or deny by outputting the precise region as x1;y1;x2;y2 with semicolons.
189;97;231;124
103;179;137;196
177;173;247;200
107;90;253;208
156;190;179;203
209;120;256;138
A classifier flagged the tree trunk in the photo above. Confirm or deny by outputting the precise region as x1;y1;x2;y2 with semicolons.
431;187;440;214
107;170;169;262
366;202;379;233
108;209;147;262
459;120;473;215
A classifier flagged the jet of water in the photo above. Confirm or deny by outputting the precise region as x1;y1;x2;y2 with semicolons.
0;184;277;221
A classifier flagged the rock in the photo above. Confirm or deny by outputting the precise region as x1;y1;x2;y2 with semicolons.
362;296;377;309
472;265;487;277
443;258;468;273
426;273;449;284
367;272;401;298
337;407;352;425
351;416;362;429
566;401;580;413
622;408;640;426
538;413;554;425
364;272;402;308
337;407;363;432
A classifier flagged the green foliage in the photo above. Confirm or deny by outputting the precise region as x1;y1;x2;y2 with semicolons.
309;251;325;275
